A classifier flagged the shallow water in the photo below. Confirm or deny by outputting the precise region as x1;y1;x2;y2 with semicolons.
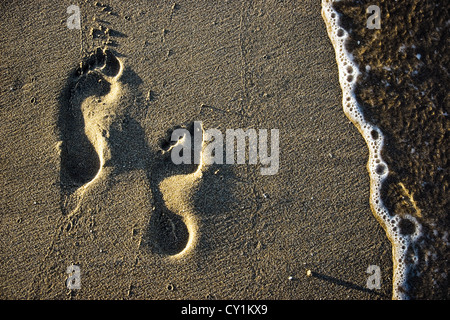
322;0;449;299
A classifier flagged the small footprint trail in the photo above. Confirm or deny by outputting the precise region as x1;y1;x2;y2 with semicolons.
58;47;123;216
57;48;211;257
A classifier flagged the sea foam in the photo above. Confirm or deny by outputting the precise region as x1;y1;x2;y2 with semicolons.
321;0;423;299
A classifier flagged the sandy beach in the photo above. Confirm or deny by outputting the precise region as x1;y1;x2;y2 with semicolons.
2;0;432;300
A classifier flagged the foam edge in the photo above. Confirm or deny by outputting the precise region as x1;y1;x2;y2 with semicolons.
321;0;423;300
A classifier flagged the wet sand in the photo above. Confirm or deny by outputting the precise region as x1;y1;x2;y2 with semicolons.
332;0;449;299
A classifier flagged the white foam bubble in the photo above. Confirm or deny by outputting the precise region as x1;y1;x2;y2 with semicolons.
321;0;422;300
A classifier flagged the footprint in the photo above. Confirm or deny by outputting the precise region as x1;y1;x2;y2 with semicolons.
144;122;209;257
58;48;123;215
58;48;208;257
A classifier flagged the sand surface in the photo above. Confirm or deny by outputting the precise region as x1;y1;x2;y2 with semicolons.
0;0;393;299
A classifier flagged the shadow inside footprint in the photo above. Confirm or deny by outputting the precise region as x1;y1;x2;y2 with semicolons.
104;116;192;256
59;77;101;188
58;48;121;208
141;122;206;256
145;206;190;256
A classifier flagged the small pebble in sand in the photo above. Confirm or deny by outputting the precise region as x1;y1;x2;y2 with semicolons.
167;283;175;291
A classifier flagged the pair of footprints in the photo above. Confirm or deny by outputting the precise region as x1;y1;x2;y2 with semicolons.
60;48;206;257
